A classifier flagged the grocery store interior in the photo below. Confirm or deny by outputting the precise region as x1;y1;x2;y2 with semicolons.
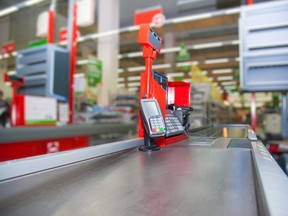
0;0;288;215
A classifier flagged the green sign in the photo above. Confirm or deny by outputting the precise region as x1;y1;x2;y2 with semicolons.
177;43;191;62
86;58;102;87
28;38;47;48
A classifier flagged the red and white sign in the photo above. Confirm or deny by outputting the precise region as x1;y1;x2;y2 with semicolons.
59;28;80;42
134;6;165;26
2;42;15;55
47;141;60;153
152;13;166;27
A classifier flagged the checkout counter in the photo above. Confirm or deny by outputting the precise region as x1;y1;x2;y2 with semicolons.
0;124;288;216
0;25;288;216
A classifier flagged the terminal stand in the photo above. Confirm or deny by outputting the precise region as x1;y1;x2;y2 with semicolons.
138;130;161;152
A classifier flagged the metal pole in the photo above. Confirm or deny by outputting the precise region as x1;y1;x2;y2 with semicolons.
67;0;77;124
48;0;56;44
282;93;288;139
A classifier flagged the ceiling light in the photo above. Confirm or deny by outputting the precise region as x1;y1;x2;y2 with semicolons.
205;58;229;64
153;64;171;69
76;59;88;65
207;77;213;82
217;76;233;81
162;47;181;53
224;86;236;90
118;78;125;82
225;8;241;15
177;0;202;6
117;83;125;88
221;81;236;86
176;61;198;67
127;66;145;72
231;40;239;45
193;42;223;49
172;13;212;24
128;87;139;92
74;73;84;78
117;68;124;73
211;69;232;74
168;72;185;77
128;76;140;81
0;6;18;17
24;0;46;6
128;82;140;87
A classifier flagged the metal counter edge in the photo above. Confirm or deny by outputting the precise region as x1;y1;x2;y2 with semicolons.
0;138;142;182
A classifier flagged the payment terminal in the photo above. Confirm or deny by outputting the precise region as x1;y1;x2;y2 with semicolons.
140;98;165;138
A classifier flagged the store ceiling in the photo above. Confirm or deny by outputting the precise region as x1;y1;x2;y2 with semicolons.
1;0;276;93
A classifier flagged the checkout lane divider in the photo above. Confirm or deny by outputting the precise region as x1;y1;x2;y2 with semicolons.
0;138;142;182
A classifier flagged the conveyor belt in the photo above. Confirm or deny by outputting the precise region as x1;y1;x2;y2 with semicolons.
0;125;287;216
0;145;257;216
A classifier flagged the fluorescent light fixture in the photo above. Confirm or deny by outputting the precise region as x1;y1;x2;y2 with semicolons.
127;82;140;87
117;68;124;73
225;8;241;15
207;77;213;82
221;81;236;86
168;72;185;77
231;40;239;45
177;0;202;5
224;86;236;90
127;66;145;72
76;59;88;65
176;61;198;67
127;52;142;58
162;47;181;53
153;63;171;69
7;71;16;75
0;6;18;17
24;0;46;6
193;42;223;49
77;37;85;42
128;87;139;92
211;68;232;74
172;13;212;24
205;58;229;64
217;76;233;81
118;78;125;82
74;73;84;78
128;76;140;81
117;83;125;88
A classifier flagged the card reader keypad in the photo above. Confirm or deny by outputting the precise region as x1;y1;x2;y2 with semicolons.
150;116;165;133
165;114;184;137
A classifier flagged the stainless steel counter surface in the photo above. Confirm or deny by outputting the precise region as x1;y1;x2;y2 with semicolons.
0;145;257;216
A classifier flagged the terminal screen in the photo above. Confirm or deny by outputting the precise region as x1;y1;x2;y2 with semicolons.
144;101;159;117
